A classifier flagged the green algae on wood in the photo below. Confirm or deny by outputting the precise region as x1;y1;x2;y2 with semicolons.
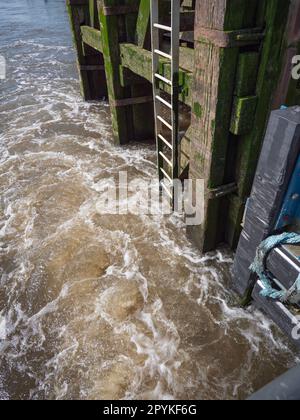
119;43;194;106
98;0;133;144
66;0;92;100
135;0;151;48
234;52;260;97
89;0;99;29
193;102;202;119
125;0;154;142
230;96;258;135
81;26;102;53
225;0;291;248
187;0;258;252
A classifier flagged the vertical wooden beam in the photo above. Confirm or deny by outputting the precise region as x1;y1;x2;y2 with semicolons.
186;0;292;252
125;0;139;43
66;0;91;99
128;0;154;142
226;0;291;248
135;0;151;49
89;0;100;29
98;0;154;144
98;0;134;144
67;0;107;101
186;0;251;252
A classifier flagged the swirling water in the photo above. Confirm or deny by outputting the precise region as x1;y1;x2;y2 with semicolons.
0;0;298;400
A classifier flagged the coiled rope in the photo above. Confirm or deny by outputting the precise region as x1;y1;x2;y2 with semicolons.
250;232;300;303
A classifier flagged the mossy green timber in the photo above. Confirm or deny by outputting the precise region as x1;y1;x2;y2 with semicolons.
67;0;107;101
81;26;102;53
119;44;194;106
226;0;291;247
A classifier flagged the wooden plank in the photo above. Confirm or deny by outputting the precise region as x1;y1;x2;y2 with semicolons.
98;0;132;144
89;0;99;28
124;0;139;44
125;0;154;142
135;0;151;48
66;0;92;99
81;26;102;52
67;0;107;100
96;0;154;143
103;4;139;16
119;43;194;106
111;95;153;107
230;96;258;135
195;27;264;48
234;52;260;97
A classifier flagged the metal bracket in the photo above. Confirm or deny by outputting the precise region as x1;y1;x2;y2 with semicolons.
208;183;238;199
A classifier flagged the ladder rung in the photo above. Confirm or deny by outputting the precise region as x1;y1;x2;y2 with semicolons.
160;167;172;183
155;95;172;109
154;49;172;60
161;181;173;199
159;151;173;167
153;23;172;32
157;116;172;131
154;73;172;86
158;134;172;150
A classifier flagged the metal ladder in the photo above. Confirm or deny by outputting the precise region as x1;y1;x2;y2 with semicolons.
151;0;180;207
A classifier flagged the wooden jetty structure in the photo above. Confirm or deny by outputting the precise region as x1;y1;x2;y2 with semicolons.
67;0;300;254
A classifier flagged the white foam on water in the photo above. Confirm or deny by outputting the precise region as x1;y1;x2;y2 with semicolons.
0;315;7;340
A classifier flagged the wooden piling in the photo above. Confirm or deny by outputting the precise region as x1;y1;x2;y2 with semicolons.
186;0;256;251
97;0;154;144
226;0;291;248
135;0;151;49
67;0;107;101
187;0;292;252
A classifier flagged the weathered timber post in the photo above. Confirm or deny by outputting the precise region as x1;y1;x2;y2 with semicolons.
98;0;154;144
67;0;107;100
226;0;291;247
186;0;259;252
135;0;151;49
89;0;100;29
97;0;134;144
130;0;155;143
187;0;292;253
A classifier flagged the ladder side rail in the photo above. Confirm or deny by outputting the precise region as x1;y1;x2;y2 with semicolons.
151;0;164;184
171;0;180;182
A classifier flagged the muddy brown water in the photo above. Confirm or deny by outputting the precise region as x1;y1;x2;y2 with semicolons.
0;0;298;401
